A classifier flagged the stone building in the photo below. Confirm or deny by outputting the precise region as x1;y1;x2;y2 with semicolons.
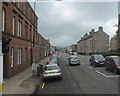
110;35;117;51
77;27;109;54
0;1;50;78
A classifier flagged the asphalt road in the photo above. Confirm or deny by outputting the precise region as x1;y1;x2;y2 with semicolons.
36;52;119;95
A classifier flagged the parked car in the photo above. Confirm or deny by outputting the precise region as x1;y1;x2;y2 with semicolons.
50;55;59;64
68;55;80;65
73;52;78;55
42;64;62;81
46;61;61;68
105;56;120;74
90;54;105;67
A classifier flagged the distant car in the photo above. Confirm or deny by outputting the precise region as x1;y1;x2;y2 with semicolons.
73;52;78;55
105;56;120;74
69;52;72;55
68;55;80;65
50;55;59;64
42;64;62;81
90;54;105;67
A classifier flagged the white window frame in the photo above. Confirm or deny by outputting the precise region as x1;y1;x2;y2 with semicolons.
18;48;20;65
20;22;22;37
11;48;14;67
2;8;5;31
18;20;20;37
20;48;22;64
13;16;15;35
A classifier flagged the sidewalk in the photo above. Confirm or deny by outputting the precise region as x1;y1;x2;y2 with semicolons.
2;56;50;95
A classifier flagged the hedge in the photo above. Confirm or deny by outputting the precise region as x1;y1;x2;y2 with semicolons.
89;51;120;57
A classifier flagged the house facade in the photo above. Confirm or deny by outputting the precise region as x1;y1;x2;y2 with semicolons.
0;1;50;78
77;27;109;54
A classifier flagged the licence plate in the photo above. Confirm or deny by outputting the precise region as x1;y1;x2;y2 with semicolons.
48;72;55;74
73;62;77;64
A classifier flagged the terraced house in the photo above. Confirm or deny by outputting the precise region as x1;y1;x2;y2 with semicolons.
77;27;109;54
0;1;50;78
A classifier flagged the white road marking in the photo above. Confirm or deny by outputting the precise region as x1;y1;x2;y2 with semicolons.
81;63;84;65
96;70;108;78
87;65;93;69
96;70;118;78
107;75;118;78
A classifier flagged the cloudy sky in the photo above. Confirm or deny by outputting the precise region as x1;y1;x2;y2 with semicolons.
29;1;118;48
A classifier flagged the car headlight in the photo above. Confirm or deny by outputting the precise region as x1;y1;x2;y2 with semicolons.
95;60;99;63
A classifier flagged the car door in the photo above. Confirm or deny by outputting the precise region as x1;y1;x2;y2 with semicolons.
106;58;110;69
111;59;116;71
109;58;113;71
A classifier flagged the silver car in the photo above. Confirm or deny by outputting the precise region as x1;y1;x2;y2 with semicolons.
42;64;62;81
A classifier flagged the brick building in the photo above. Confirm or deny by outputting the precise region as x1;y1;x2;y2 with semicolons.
0;1;50;78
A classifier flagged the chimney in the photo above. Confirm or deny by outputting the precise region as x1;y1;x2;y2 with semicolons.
99;26;103;31
90;29;94;35
84;33;88;38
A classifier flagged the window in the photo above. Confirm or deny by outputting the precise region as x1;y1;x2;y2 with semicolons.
18;48;22;65
94;37;96;40
25;48;28;62
25;25;28;40
18;20;20;37
13;16;15;35
18;48;20;65
11;48;14;67
20;22;22;37
20;48;22;64
2;8;5;31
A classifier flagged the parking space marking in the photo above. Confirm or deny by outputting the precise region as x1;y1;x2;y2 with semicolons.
81;63;84;65
96;70;118;78
107;75;118;78
96;70;108;78
86;65;93;70
42;83;45;89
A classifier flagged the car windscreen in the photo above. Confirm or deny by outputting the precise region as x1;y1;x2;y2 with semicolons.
51;56;58;60
71;57;78;60
94;55;104;61
45;66;58;70
114;58;120;64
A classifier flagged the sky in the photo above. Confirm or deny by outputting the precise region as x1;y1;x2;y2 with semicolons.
29;0;118;48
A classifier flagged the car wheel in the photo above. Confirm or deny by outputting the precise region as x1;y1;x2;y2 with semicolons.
106;66;108;71
59;77;62;80
114;68;118;74
94;63;97;67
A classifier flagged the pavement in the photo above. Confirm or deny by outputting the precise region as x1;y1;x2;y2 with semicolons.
2;56;50;95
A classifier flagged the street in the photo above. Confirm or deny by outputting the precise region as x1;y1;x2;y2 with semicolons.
37;52;119;95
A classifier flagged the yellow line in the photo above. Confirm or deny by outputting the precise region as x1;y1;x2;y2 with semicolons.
42;83;45;89
0;83;3;92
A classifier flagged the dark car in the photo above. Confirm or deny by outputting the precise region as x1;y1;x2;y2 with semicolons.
68;55;80;65
90;54;105;67
105;56;120;74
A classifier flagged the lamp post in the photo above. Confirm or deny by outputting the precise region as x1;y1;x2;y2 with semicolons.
0;3;3;95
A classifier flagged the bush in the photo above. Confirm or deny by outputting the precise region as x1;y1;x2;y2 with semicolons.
89;51;120;57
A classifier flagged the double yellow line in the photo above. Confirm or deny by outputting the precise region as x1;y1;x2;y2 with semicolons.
41;83;45;89
0;83;3;92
